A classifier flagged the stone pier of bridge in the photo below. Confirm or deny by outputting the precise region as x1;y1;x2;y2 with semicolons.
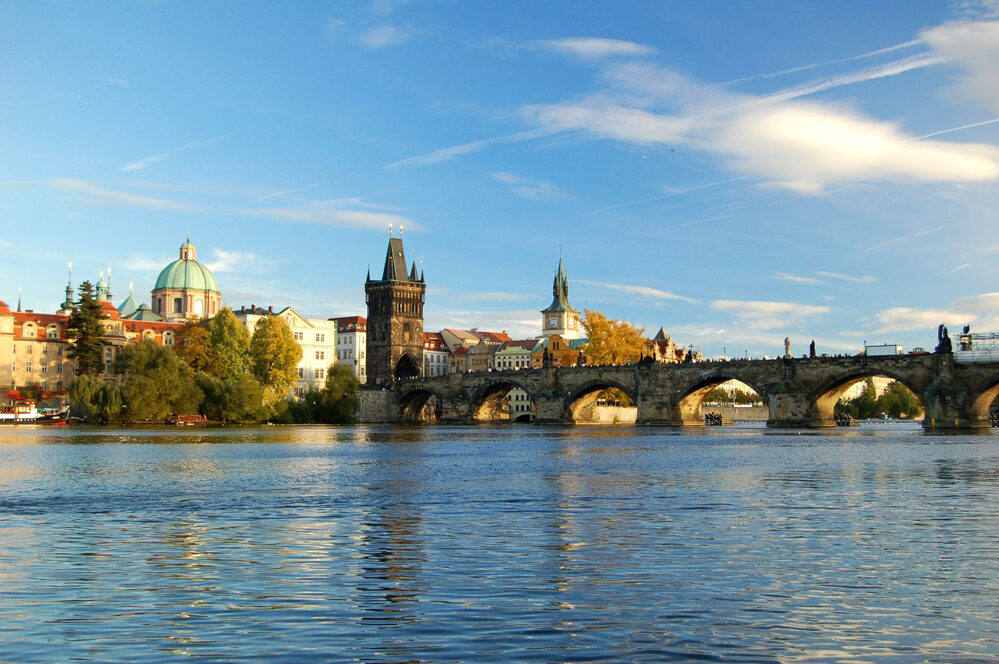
357;353;999;432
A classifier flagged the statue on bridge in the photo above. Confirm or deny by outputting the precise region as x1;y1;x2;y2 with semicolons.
936;324;953;354
784;337;791;359
809;340;816;358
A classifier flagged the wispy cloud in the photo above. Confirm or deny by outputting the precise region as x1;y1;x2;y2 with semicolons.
121;153;169;172
538;38;656;60
104;76;128;87
49;179;194;212
816;271;877;283
948;262;975;273
578;279;698;304
775;272;824;285
205;248;270;274
253;182;324;203
241;206;418;230
865;228;940;251
711;299;831;330
491;172;569;200
384;129;551;169
454;291;530;303
359;24;412;48
119;135;229;172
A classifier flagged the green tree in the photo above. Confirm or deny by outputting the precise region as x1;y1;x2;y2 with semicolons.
703;386;730;403
249;315;302;406
196;372;263;423
878;381;923;419
580;309;646;365
175;321;215;373
836;377;879;419
68;374;123;424
114;340;202;421
319;363;359;424
67;281;106;376
207;307;250;380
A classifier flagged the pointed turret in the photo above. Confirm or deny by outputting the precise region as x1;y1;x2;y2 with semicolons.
60;261;75;314
410;261;418;281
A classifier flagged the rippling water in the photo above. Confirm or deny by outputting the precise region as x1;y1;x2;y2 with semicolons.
2;423;999;662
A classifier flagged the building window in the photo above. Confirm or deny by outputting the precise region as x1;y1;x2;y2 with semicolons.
26;361;32;373
42;346;48;356
315;368;325;380
57;346;63;356
294;331;304;341
57;362;63;374
316;333;325;342
316;351;325;360
26;345;32;355
298;367;304;378
41;364;47;374
173;298;183;313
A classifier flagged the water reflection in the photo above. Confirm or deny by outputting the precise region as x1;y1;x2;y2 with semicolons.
2;425;999;662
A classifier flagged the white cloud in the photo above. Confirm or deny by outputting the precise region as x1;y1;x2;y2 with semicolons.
578;279;698;304
816;271;877;283
522;50;999;192
711;299;831;330
384;129;550;169
252;182;323;203
923;20;999;111
205;249;267;274
49;178;194;212
539;38;656;60
121;153;169;172
775;272;823;285
322;17;347;37
123;254;172;272
241;206;418;230
875;292;999;332
359;24;411;48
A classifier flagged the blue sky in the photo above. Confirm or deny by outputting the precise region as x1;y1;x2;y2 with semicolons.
3;1;999;358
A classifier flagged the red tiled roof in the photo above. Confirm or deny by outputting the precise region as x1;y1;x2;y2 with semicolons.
333;315;366;332
451;346;470;356
0;300;10;315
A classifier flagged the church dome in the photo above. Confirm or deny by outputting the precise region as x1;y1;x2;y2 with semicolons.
154;238;219;293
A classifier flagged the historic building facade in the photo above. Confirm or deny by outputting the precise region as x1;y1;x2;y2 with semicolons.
334;316;367;384
364;235;426;385
151;237;222;322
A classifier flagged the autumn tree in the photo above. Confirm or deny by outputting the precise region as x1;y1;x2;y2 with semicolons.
175;321;215;374
67;281;106;376
113;340;202;421
207;307;250;380
580;309;646;365
249;315;302;405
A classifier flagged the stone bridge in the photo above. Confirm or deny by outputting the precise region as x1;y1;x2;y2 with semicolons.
358;354;999;430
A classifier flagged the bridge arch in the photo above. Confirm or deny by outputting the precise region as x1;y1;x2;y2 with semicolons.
469;378;535;422
565;379;637;424
398;387;445;422
674;373;767;426
964;376;999;423
809;369;926;425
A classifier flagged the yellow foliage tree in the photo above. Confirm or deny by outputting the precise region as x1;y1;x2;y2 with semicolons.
580;309;646;365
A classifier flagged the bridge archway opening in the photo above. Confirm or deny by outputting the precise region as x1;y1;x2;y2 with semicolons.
470;381;534;423
676;378;764;426
567;382;637;425
816;374;924;425
399;389;441;423
395;354;420;381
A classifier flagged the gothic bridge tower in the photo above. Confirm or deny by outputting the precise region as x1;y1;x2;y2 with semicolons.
365;232;426;385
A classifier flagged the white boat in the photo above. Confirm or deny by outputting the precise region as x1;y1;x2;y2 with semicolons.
0;400;69;424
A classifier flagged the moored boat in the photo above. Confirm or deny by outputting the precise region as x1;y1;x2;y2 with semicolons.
0;400;70;424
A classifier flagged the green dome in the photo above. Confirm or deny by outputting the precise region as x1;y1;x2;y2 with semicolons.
154;258;219;293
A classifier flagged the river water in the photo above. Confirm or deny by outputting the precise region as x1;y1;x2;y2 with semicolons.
2;422;999;663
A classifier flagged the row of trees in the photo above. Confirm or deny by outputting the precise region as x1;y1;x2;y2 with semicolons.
835;378;923;420
66;292;358;424
702;385;763;405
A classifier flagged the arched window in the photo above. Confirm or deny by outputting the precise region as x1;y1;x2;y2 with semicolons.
173;298;183;314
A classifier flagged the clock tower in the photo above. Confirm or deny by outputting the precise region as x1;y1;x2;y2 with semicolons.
540;254;580;339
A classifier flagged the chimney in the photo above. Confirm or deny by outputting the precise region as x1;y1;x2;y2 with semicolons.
268;305;273;314
251;303;255;312
241;305;245;312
